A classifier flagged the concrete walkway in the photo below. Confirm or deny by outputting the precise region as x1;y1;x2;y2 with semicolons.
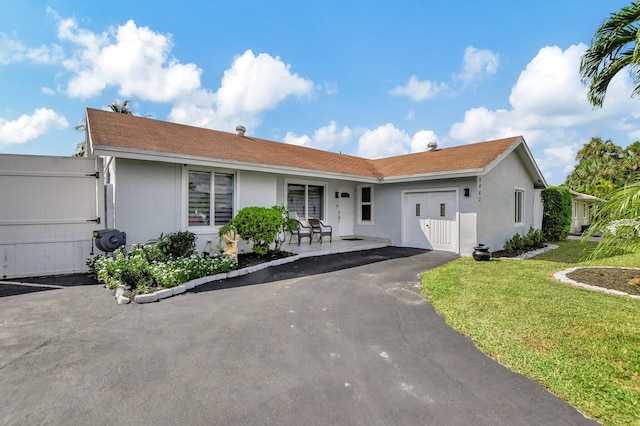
0;248;597;425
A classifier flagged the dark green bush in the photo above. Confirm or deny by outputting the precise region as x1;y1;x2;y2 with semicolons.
503;227;546;253
542;186;572;241
149;231;197;260
512;233;524;250
232;206;285;255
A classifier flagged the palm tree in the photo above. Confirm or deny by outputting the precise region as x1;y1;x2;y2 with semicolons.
580;1;640;108
564;137;627;197
107;100;133;114
72;100;133;156
585;179;640;259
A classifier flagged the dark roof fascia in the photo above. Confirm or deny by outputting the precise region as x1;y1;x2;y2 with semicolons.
92;145;381;184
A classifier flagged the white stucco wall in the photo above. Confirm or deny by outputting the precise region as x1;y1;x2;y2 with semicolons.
274;175;353;230
237;171;277;209
477;150;538;252
113;158;182;246
571;198;595;234
354;177;477;255
108;152;541;257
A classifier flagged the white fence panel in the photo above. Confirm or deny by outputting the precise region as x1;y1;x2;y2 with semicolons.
0;155;103;279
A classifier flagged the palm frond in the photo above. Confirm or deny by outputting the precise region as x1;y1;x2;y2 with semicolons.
580;1;640;107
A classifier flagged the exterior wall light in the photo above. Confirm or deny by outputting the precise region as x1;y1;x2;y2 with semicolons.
464;188;470;197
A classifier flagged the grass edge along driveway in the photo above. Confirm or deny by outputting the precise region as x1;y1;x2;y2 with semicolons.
421;240;640;426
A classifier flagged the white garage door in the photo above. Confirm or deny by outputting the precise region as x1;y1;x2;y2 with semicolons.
0;155;103;279
404;191;458;252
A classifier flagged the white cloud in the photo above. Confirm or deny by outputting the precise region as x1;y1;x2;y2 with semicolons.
448;43;640;184
357;123;412;158
411;130;439;153
406;109;415;121
323;80;338;95
449;107;515;142
0;33;62;65
391;46;499;101
509;45;590;125
456;46;499;87
284;121;351;150
215;50;313;116
170;50;314;131
41;87;56;95
0;108;68;145
390;75;447;101
6;14;314;134
283;132;312;146
58;18;202;101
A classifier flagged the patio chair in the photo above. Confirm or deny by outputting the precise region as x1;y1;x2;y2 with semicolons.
289;219;312;245
308;218;332;243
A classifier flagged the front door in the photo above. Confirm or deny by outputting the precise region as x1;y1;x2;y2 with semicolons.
404;191;458;252
405;193;431;249
338;189;354;236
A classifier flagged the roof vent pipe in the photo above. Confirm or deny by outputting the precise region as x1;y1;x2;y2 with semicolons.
236;125;246;137
427;141;438;151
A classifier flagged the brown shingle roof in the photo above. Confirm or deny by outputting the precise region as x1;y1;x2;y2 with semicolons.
87;108;522;179
371;136;520;178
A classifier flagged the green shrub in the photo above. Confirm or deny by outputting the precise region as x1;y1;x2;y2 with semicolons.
542;186;572;241
154;231;197;259
512;233;524;250
503;227;546;253
231;206;285;255
504;240;514;253
271;205;297;251
528;226;546;248
90;234;238;291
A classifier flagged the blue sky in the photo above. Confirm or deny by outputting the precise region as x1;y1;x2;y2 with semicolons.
1;0;638;184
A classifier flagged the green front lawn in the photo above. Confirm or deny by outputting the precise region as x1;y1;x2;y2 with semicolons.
421;240;640;426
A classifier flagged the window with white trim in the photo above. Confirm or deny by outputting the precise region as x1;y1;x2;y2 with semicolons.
188;170;234;227
359;185;373;224
286;182;325;220
514;188;524;225
573;201;578;219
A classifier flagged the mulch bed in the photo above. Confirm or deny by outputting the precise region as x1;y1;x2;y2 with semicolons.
237;250;295;268
491;246;546;258
566;268;640;296
492;245;640;296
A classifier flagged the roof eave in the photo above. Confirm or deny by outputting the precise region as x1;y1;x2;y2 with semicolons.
570;190;603;202
482;136;547;189
380;169;484;183
92;145;380;183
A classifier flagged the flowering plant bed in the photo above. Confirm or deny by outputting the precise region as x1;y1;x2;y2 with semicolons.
89;244;237;295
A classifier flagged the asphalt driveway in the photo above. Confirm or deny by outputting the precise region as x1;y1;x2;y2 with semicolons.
0;248;597;425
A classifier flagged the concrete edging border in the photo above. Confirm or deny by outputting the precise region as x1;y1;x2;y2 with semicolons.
553;266;640;300
126;254;303;304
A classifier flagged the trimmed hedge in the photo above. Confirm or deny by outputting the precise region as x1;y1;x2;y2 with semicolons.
542;186;572;241
232;206;285;255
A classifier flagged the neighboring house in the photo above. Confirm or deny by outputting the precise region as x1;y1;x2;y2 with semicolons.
569;190;603;234
85;108;547;256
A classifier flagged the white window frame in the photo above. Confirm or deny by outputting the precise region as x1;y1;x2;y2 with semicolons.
284;178;327;221
357;184;374;225
514;188;524;227
573;200;578;219
184;167;236;230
